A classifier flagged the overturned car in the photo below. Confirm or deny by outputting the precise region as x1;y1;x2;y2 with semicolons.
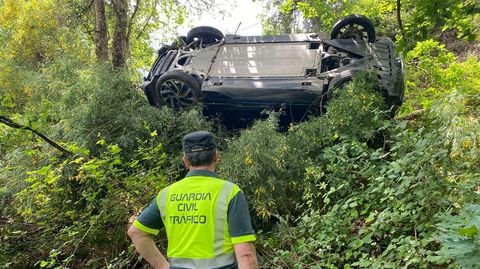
140;14;405;125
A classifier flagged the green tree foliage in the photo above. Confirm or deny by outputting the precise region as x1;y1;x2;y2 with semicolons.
403;39;480;112
0;0;92;112
0;0;209;114
399;0;479;47
259;0;479;49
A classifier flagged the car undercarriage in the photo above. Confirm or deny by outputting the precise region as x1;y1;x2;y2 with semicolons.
140;14;405;126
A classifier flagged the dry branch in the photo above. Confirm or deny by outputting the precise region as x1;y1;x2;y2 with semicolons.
127;0;140;40
135;0;158;40
0;115;73;155
396;109;425;121
396;0;406;41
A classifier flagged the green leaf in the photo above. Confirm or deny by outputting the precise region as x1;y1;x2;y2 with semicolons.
111;158;122;165
108;144;122;154
426;255;444;263
349;239;364;250
365;212;375;223
362;233;373;244
458;225;478;237
1;95;15;108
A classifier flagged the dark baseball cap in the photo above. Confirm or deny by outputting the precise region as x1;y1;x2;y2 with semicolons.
182;131;216;153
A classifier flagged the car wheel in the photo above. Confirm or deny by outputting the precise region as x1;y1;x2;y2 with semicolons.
331;14;376;43
323;70;356;103
155;70;202;109
186;26;224;46
328;70;355;90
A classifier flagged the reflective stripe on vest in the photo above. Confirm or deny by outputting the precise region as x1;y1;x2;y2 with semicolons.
214;181;234;256
169;252;235;268
158;186;170;224
157;178;237;268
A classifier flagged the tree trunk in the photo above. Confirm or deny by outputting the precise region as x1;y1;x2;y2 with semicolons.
93;0;109;63
111;0;129;69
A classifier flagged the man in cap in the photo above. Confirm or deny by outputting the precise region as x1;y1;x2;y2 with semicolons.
128;131;258;269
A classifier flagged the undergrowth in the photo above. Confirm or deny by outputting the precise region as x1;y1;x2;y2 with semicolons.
1;42;479;268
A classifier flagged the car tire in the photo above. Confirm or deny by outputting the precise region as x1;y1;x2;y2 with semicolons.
155;70;202;109
328;70;355;91
331;14;376;43
186;26;224;45
323;70;357;104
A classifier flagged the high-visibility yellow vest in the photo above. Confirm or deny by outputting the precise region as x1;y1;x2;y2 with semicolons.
157;175;240;268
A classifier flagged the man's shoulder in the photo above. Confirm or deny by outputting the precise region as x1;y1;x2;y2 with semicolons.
155;176;242;198
223;179;241;191
156;176;231;189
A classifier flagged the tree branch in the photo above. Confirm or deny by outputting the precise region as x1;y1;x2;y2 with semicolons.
0;116;73;155
396;0;406;41
135;0;158;40
85;0;95;13
396;109;425;121
185;0;211;13
127;0;140;41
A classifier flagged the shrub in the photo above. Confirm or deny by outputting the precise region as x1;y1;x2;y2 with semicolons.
2;138;171;267
436;204;480;269
57;65;216;157
402;40;480;114
257;77;480;268
219;72;389;221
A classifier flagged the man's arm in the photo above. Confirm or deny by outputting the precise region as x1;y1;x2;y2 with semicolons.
234;242;258;269
227;190;258;269
127;225;170;269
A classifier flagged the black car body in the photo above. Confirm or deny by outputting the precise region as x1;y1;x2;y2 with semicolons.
140;15;405;125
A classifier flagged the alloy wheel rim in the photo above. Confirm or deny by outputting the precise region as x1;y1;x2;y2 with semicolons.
160;79;195;108
337;23;369;41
